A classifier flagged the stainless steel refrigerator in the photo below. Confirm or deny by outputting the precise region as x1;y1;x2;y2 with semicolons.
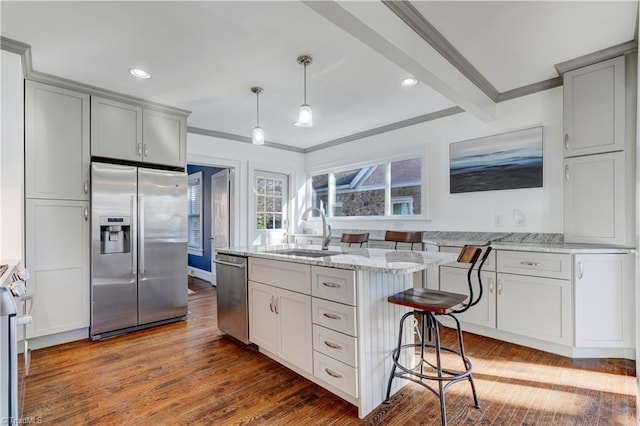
90;162;188;339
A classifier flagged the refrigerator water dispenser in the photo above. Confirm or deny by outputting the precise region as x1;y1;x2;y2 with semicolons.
99;216;131;254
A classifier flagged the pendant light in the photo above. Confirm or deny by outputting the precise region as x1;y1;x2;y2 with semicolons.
296;55;313;128
251;86;264;145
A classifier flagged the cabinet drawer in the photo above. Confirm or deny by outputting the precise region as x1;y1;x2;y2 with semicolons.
440;246;495;271
248;258;311;294
313;324;357;368
314;351;358;398
312;298;357;337
311;266;356;305
497;251;571;280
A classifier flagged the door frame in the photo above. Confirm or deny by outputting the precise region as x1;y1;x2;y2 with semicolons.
187;154;240;250
248;161;295;246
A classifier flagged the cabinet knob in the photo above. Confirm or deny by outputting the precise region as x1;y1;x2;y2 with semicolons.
84;180;89;194
84;207;88;221
564;133;569;150
565;165;570;181
144;144;149;157
137;143;143;157
497;279;503;296
322;282;341;289
488;278;494;293
269;296;275;313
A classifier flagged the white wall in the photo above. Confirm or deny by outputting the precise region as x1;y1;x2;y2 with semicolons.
305;87;564;234
187;133;306;246
0;50;24;260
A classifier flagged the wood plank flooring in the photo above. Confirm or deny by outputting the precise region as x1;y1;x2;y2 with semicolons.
18;277;637;425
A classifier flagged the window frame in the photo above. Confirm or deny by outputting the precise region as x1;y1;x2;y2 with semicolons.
187;171;204;256
307;153;428;220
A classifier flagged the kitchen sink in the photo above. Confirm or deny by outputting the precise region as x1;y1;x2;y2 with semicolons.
267;249;343;258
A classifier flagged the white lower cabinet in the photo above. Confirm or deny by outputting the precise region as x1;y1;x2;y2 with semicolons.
574;254;634;348
25;199;90;338
496;273;571;345
310;265;358;398
248;280;312;374
440;267;496;328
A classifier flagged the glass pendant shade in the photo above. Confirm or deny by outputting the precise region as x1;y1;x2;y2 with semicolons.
297;104;313;128
252;126;264;145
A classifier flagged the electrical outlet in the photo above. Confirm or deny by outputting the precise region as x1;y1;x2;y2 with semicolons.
513;209;525;227
494;215;504;227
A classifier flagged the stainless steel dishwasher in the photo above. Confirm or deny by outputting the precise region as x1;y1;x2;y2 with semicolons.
213;253;249;344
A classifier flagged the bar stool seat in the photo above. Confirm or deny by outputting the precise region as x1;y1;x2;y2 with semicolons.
384;230;423;250
340;232;369;247
384;245;492;426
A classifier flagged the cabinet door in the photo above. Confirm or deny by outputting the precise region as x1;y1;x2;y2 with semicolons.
497;273;571;345
440;266;496;328
25;81;90;200
277;288;313;374
574;254;634;347
25;199;89;338
142;109;186;168
563;56;625;157
248;281;277;353
564;152;626;245
91;96;142;162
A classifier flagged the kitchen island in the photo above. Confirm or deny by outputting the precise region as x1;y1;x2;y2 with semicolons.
216;244;457;418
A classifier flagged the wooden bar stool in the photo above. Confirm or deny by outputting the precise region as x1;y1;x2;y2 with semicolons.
383;245;492;426
340;232;369;247
384;230;423;250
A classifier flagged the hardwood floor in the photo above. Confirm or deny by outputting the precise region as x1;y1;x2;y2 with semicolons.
19;277;636;425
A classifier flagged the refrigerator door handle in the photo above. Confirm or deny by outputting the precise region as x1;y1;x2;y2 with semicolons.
131;195;137;275
139;195;145;274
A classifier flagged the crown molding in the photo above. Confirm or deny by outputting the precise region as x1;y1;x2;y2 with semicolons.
383;0;500;103
1;36;33;76
304;106;464;153
187;127;305;153
497;77;563;103
554;40;638;77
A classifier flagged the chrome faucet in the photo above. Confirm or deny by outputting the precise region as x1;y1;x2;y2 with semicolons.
301;207;332;250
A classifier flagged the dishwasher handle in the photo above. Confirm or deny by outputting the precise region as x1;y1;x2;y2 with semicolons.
213;259;246;269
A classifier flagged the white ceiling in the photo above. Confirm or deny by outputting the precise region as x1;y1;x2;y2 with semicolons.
1;1;637;151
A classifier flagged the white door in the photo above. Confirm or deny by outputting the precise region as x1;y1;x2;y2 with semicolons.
210;169;230;285
251;171;288;246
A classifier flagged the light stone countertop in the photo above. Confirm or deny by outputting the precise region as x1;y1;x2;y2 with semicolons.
292;231;634;254
216;244;457;274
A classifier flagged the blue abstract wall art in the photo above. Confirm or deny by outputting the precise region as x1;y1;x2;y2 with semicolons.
449;126;543;194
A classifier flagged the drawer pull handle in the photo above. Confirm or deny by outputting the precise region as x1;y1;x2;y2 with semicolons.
323;313;342;320
520;261;541;267
322;282;341;289
324;340;343;350
325;368;343;379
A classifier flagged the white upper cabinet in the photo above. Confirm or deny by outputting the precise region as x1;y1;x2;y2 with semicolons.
91;97;142;162
91;96;187;168
25;81;90;200
142;109;186;168
563;56;625;157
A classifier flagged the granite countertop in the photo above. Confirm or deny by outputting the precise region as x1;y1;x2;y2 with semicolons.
216;244;457;274
296;229;634;254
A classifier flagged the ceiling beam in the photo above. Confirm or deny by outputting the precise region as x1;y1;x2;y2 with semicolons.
304;0;496;122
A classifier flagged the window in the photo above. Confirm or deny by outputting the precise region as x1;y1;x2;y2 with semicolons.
310;156;422;218
256;176;285;230
187;172;203;255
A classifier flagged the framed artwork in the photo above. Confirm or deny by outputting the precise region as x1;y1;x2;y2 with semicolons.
449;126;543;194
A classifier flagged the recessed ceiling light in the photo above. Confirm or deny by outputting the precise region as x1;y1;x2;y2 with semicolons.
129;68;151;79
401;77;418;87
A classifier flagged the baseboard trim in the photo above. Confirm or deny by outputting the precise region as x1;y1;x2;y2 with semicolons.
189;266;212;284
21;327;89;350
